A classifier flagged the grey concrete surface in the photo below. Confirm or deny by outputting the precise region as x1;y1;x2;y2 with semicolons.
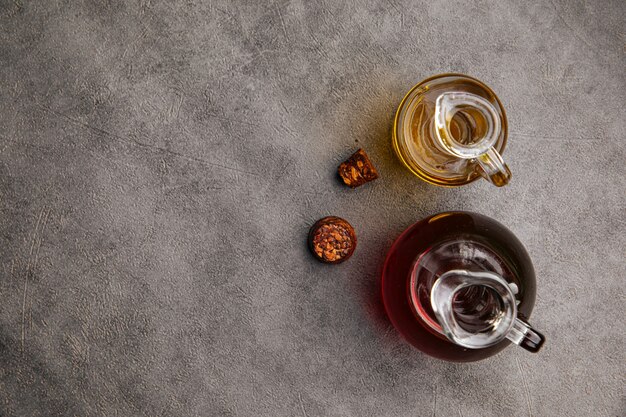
0;0;624;416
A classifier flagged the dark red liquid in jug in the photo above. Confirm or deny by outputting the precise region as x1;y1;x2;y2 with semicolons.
382;212;536;362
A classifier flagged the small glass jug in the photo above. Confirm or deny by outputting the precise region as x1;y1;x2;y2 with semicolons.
393;74;511;187
382;212;545;362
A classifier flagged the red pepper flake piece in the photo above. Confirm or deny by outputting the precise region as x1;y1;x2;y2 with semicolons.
338;148;379;188
308;216;356;264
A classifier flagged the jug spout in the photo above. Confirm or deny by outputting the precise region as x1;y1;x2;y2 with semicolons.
430;269;545;353
434;92;512;187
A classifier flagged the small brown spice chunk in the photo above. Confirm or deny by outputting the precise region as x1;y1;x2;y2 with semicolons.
338;148;379;188
308;216;356;264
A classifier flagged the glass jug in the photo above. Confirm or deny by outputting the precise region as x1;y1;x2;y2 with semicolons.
382;212;545;362
393;74;511;187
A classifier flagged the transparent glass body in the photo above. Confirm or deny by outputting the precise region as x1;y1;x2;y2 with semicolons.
393;74;511;187
382;212;545;362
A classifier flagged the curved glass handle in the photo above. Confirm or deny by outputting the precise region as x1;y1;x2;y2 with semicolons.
434;92;511;187
506;318;546;353
477;147;512;187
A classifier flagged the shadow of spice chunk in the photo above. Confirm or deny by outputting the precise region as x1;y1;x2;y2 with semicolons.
308;216;356;264
338;148;379;188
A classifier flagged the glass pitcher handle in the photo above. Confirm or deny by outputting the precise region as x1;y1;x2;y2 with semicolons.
506;318;546;353
434;92;511;187
477;147;512;187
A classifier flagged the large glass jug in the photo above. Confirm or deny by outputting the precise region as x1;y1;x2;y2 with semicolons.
382;212;545;362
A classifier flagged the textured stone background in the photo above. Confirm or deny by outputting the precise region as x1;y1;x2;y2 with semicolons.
0;0;624;416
